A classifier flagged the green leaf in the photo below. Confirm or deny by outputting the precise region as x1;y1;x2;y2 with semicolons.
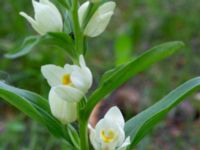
55;0;70;9
85;41;184;118
125;77;200;149
45;32;75;57
5;36;41;59
67;125;80;150
5;32;75;59
0;82;74;147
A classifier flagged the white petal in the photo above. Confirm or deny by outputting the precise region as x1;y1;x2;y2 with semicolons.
19;12;43;35
64;64;80;73
71;67;92;93
98;1;116;14
30;0;63;35
88;124;93;130
95;118;125;149
79;55;93;85
79;55;86;68
40;0;50;4
84;12;113;37
54;85;84;102
41;64;68;87
78;1;90;27
39;0;63;24
117;137;131;150
21;0;63;35
69;55;92;92
34;1;62;33
19;12;35;24
49;88;77;124
84;1;116;37
101;143;116;150
89;125;101;150
105;106;125;128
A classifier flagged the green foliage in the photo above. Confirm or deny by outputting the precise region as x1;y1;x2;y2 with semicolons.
1;0;200;149
4;32;75;60
85;41;184;118
5;36;40;59
44;32;75;59
125;77;200;149
0;82;76;148
55;0;70;9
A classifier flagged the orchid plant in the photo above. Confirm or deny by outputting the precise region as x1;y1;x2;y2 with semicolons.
1;0;200;150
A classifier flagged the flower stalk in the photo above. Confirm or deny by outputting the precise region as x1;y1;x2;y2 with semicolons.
78;104;89;150
71;1;89;149
72;0;84;55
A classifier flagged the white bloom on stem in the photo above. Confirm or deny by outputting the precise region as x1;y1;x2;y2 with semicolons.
19;0;63;35
89;106;130;150
41;55;92;124
79;1;116;37
49;88;77;124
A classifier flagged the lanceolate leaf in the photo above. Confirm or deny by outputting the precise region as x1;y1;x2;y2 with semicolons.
67;125;81;150
5;36;41;59
5;32;75;59
84;41;184;118
0;82;74;147
125;77;200;149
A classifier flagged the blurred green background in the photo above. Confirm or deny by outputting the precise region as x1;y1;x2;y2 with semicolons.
1;0;200;149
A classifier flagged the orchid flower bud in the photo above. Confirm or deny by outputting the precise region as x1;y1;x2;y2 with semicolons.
79;1;116;37
20;0;63;35
41;55;92;124
89;106;130;150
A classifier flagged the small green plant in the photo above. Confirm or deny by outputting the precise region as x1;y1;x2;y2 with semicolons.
1;0;200;149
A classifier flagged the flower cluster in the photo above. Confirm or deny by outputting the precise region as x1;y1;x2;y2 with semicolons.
20;0;131;149
20;0;116;37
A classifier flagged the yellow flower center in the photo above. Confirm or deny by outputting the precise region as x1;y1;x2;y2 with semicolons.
100;129;116;143
62;74;71;85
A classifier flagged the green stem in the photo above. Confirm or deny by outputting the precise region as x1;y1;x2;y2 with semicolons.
78;100;89;150
79;116;89;150
72;0;84;55
71;1;89;149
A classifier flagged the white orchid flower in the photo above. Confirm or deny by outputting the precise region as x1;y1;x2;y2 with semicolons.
89;106;130;150
20;0;63;35
49;88;77;124
79;1;116;37
41;55;92;124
